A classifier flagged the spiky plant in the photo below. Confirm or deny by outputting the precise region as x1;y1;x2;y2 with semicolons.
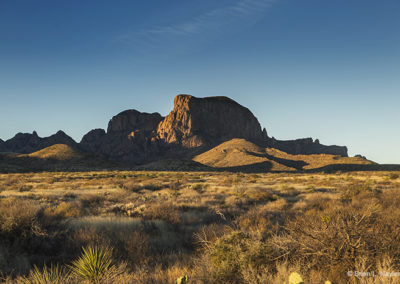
20;264;69;284
68;246;114;284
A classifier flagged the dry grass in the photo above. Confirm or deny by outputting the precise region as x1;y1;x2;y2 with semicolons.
0;170;400;283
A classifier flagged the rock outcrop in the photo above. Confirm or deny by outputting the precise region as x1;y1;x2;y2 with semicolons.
79;129;107;154
79;110;163;164
107;110;163;133
1;130;77;154
268;137;348;157
157;95;264;148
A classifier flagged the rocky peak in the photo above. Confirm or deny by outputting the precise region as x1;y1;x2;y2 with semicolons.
2;131;77;154
157;94;264;148
44;131;76;147
107;109;163;133
3;132;41;153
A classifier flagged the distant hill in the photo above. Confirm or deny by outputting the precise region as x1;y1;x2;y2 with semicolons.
28;144;85;160
193;139;295;172
0;144;115;173
194;138;373;172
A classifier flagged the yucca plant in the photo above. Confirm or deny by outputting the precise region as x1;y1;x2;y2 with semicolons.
68;246;114;284
20;264;69;284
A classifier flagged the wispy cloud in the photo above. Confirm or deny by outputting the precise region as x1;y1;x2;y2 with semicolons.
115;0;275;48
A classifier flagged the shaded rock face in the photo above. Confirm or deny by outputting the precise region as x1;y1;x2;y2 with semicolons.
42;131;77;149
107;110;163;133
3;132;41;153
1;131;77;154
79;129;107;153
157;95;264;148
80;110;163;164
269;137;348;157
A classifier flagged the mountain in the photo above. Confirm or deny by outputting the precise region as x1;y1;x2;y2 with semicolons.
79;110;163;164
78;94;348;165
1;94;355;171
157;95;266;148
2;130;77;153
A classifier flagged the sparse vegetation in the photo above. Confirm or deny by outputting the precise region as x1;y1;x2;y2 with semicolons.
0;170;399;283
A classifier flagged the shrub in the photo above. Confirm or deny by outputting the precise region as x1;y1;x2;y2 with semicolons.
80;194;105;208
191;183;204;193
121;180;142;192
43;202;82;220
143;203;180;224
18;185;33;192
340;181;377;199
206;231;272;283
0;197;41;237
276;198;400;281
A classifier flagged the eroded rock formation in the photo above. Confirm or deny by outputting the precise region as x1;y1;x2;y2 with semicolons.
79;110;163;164
157;95;264;148
107;110;162;133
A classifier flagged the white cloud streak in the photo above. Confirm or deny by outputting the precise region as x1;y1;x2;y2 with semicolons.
116;0;275;47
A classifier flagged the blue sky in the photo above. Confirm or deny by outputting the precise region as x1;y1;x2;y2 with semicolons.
0;0;399;163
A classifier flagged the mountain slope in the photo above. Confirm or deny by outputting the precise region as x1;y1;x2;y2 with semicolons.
0;144;115;172
27;144;86;160
193;139;296;171
194;138;373;172
265;147;372;170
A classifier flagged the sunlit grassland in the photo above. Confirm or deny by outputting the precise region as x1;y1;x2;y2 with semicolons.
0;170;399;283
